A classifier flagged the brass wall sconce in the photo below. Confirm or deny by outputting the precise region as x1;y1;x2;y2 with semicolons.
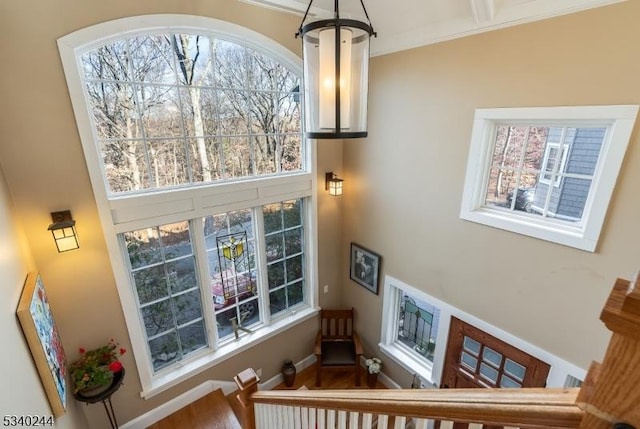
325;172;343;196
48;210;79;252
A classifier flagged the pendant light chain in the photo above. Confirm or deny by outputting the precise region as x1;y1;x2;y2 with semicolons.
359;0;377;36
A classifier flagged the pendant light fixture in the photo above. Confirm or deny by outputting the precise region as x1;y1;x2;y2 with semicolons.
296;0;376;139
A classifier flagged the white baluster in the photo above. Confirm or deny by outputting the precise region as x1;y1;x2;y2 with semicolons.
362;413;374;429
377;414;389;429
439;421;454;429
327;409;336;428
286;405;295;429
348;411;359;429
468;423;483;429
309;408;317;429
394;416;406;429
413;418;428;429
300;407;309;429
254;404;263;428
317;408;326;429
338;410;347;429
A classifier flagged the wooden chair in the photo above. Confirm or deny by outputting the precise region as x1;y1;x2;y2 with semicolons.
314;308;363;387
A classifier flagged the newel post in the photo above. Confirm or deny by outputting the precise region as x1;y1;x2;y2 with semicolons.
576;277;640;429
234;368;260;429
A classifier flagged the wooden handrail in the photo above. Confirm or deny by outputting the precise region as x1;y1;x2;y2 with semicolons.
251;387;583;428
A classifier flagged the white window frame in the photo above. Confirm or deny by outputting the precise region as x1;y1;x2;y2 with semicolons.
380;275;587;388
57;15;319;398
460;105;638;252
539;142;569;187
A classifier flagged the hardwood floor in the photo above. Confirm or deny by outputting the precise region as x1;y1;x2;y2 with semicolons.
273;364;386;390
148;388;241;429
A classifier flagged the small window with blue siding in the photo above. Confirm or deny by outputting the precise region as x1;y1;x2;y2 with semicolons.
460;105;638;252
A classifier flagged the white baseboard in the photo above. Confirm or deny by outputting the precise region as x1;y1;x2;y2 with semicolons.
119;379;237;429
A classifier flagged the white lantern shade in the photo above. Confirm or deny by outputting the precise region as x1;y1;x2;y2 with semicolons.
301;19;372;139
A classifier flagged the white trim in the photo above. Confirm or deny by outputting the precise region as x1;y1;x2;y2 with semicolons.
57;14;317;396
539;142;568;187
370;0;627;57
460;105;638;252
380;275;587;388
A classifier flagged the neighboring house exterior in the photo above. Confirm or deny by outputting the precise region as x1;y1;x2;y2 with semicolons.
532;127;605;221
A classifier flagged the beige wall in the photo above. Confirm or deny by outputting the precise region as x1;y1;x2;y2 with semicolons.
0;168;88;428
0;1;343;427
343;0;640;386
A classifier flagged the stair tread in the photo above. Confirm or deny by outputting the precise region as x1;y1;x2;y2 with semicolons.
147;388;241;429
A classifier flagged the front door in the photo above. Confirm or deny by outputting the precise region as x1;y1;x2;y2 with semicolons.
439;317;550;428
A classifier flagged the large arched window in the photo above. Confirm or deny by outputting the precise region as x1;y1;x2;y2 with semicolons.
59;15;317;397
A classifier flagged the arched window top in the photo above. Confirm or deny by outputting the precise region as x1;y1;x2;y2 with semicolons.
59;15;304;195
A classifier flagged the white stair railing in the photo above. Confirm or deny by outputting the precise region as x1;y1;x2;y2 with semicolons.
253;404;528;429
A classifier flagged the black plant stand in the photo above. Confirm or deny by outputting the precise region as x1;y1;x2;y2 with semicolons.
74;368;125;429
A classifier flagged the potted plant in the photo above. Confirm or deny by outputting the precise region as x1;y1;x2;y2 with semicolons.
365;356;382;388
69;339;126;396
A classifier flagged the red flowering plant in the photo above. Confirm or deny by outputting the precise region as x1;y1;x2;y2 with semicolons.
69;339;126;393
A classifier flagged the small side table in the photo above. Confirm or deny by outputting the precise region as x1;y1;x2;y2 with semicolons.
74;368;125;429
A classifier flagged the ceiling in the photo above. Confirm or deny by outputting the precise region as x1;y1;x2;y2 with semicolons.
239;0;625;56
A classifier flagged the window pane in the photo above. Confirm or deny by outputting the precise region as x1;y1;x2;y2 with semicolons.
148;140;190;187
82;34;303;195
264;199;306;316
505;358;526;381
283;199;302;228
565;128;605;176
87;82;141;140
142;300;173;336
286;255;303;281
253;135;278;175
463;336;481;355
269;288;286;316
480;362;499;384
140;86;183;139
398;293;440;361
149;332;180;371
133;265;168;304
101;140;152;193
267;260;285;289
179;320;207;355
128;35;177;84
482;347;502;367
123;221;207;371
287;281;304;307
500;375;521;388
461;351;478;371
484;124;602;224
203;209;258;340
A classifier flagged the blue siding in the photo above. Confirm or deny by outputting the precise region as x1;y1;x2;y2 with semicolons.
532;127;604;220
556;128;604;220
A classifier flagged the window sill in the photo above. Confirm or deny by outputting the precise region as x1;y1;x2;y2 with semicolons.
140;306;319;398
460;206;592;251
379;342;436;387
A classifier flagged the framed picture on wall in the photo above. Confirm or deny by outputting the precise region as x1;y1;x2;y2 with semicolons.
16;272;67;417
350;242;381;295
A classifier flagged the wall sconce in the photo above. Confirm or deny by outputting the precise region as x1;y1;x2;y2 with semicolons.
48;210;79;252
325;172;343;196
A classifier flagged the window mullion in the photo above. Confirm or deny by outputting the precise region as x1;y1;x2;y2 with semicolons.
542;128;567;215
253;205;271;326
191;216;219;350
